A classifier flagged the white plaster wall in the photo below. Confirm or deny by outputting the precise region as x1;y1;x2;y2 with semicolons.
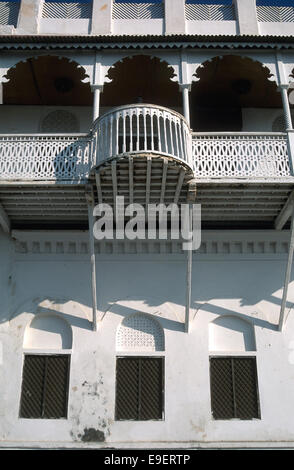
242;108;284;132
0;106;283;134
0;106;93;134
259;22;294;37
112;19;164;35
1;230;294;447
186;20;237;35
39;19;91;35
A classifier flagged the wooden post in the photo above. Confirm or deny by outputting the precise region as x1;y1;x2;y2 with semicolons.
185;203;193;333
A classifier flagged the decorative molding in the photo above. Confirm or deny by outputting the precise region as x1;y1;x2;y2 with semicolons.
12;231;292;256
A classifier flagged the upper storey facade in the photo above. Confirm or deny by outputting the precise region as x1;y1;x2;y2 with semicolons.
0;0;294;37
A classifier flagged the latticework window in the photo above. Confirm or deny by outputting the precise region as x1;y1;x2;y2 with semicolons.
185;0;235;21
116;314;164;352
112;0;164;20
19;355;70;419
0;0;20;26
210;357;260;420
115;357;164;420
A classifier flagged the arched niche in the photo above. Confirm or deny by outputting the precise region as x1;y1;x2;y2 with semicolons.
23;314;72;350
116;313;165;352
209;315;256;352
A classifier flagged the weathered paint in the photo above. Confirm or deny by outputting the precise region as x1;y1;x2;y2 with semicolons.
1;230;294;447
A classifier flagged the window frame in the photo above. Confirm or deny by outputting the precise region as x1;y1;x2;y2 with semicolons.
19;353;71;420
209;355;261;421
115;355;165;422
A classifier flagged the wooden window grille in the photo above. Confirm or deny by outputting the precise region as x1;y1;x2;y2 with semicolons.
19;355;70;419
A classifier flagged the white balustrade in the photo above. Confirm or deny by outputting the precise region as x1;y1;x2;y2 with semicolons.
0;134;91;181
0;112;292;182
92;104;192;167
192;132;291;178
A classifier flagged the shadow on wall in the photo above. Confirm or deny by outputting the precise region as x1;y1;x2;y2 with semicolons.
3;248;294;332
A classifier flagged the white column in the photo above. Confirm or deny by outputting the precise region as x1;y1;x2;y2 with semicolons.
86;186;98;332
17;0;43;34
233;0;259;35
180;84;191;127
91;0;112;35
164;0;186;35
280;85;293;130
92;85;103;122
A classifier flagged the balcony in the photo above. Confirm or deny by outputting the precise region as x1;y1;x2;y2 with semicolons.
0;107;292;183
0;104;294;229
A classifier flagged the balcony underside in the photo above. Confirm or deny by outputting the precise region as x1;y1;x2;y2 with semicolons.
89;153;195;208
1;178;294;230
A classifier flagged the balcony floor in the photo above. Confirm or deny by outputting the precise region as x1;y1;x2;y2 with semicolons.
1;178;294;230
90;154;195;208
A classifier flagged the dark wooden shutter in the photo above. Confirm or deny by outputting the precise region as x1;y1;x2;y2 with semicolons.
210;357;260;420
140;358;163;420
42;355;70;419
116;357;164;420
233;358;260;420
19;355;45;419
210;357;235;420
20;355;70;419
116;357;140;420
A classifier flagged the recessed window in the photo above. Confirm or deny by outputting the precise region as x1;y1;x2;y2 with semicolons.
19;354;70;419
115;357;164;420
210;357;260;420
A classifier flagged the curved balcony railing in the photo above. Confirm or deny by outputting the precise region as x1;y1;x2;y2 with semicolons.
92;104;192;167
0;114;293;182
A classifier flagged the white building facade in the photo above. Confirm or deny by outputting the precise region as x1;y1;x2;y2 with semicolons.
1;0;294;449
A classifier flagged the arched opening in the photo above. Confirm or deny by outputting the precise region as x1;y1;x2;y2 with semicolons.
116;312;165;352
101;55;182;112
115;313;165;421
1;55;92;133
23;314;73;350
209;314;259;421
20;313;72;419
191;55;282;132
209;315;256;352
